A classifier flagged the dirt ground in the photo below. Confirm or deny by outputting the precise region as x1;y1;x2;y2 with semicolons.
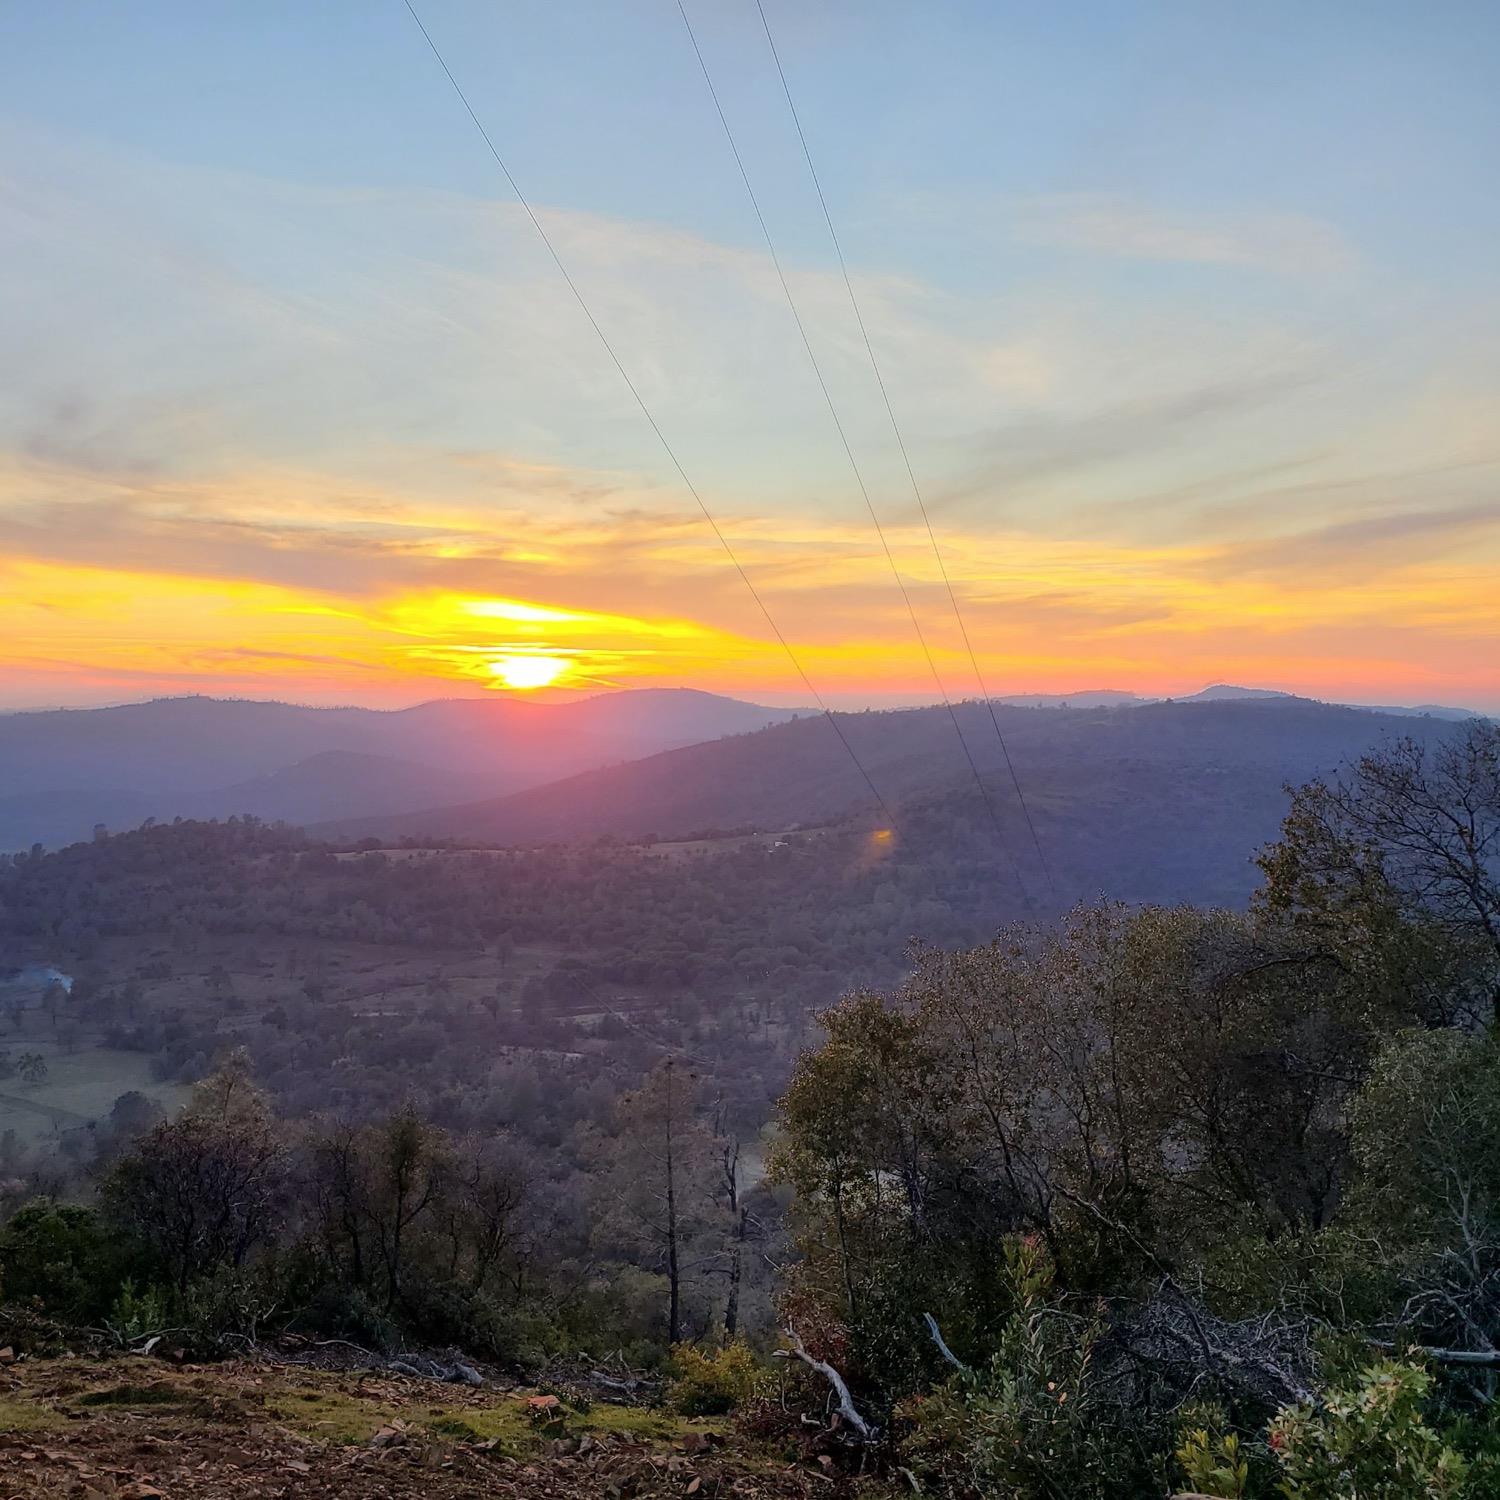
0;1355;852;1500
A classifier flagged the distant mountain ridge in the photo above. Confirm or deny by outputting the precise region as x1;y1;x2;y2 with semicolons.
322;695;1474;916
997;683;1481;717
3;684;1487;854
0;689;804;850
992;686;1293;709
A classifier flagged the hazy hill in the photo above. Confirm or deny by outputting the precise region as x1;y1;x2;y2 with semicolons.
995;685;1481;716
0;689;802;850
212;750;501;827
996;690;1149;709
1176;683;1293;702
326;697;1471;908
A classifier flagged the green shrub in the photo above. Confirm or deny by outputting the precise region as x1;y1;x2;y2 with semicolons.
668;1339;762;1416
107;1280;172;1340
1440;1406;1500;1495
181;1262;286;1349
1269;1360;1468;1499
895;1238;1161;1500
298;1283;400;1353
1175;1405;1250;1499
0;1199;125;1319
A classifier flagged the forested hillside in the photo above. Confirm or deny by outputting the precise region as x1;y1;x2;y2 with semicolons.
0;689;803;850
328;698;1465;907
1;721;1497;1500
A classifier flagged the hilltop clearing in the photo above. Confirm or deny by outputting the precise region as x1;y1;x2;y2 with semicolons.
0;1352;842;1500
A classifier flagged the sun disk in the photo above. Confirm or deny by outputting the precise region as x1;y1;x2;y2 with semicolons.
488;655;569;690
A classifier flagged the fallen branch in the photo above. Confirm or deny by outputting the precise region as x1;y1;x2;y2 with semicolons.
922;1313;968;1373
1370;1340;1500;1367
776;1327;874;1441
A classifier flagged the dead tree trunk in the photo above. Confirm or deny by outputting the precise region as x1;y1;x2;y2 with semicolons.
664;1060;681;1346
719;1130;745;1339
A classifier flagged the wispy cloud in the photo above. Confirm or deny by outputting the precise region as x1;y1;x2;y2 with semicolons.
1200;499;1500;581
1;127;1496;711
1012;193;1358;277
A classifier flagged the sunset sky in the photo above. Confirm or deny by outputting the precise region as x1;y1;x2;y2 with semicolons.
4;1;1498;712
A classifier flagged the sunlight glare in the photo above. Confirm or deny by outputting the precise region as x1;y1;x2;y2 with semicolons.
488;654;570;690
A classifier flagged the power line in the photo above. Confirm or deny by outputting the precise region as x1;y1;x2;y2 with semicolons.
675;0;1018;871
751;0;1055;895
400;0;899;830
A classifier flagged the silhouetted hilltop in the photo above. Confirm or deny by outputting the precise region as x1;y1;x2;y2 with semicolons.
0;689;803;849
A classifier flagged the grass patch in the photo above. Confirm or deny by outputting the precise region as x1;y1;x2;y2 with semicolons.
0;1045;189;1146
426;1414;491;1444
0;1363;726;1460
0;1396;67;1433
414;1396;720;1452
264;1386;402;1444
418;1400;535;1455
78;1382;193;1408
583;1404;709;1442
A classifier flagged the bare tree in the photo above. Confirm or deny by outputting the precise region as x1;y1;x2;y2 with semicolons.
711;1097;756;1338
599;1059;717;1344
434;1135;531;1295
1261;721;1500;1014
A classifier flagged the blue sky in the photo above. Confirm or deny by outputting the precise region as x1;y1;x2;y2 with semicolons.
3;1;1498;709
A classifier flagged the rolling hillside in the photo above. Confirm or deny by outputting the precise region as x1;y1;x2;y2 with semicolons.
0;689;803;850
325;697;1473;909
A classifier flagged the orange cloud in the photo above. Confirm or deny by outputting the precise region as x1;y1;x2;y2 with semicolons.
3;488;1496;713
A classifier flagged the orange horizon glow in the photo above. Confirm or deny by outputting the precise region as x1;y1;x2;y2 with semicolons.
2;521;1496;713
5;54;1498;720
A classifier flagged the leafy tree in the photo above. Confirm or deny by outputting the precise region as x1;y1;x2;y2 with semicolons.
103;1055;287;1290
775;902;1386;1388
0;1199;127;1318
308;1105;452;1312
1342;1030;1500;1373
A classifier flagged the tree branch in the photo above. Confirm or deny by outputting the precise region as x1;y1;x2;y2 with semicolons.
922;1312;968;1372
777;1327;874;1440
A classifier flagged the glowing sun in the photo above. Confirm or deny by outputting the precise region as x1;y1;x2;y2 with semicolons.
488;654;570;690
